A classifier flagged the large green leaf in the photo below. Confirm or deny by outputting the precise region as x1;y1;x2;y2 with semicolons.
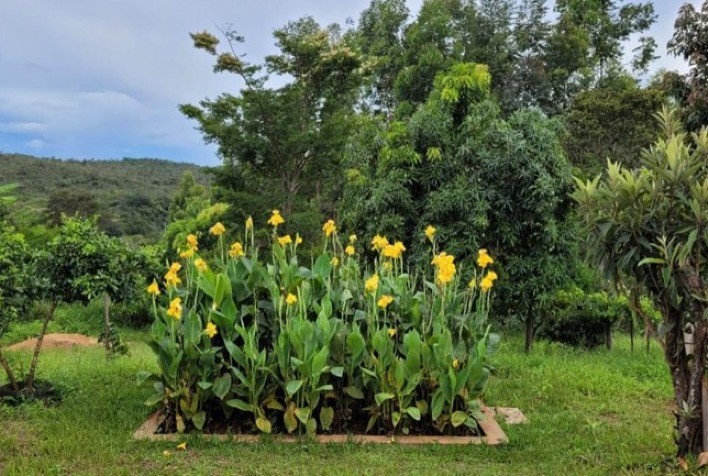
212;373;232;400
286;379;303;397
320;406;334;430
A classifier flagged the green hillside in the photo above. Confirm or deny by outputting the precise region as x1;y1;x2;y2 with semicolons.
0;153;211;241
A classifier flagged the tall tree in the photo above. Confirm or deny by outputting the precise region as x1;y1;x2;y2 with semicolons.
357;0;410;112
668;1;708;131
181;18;363;217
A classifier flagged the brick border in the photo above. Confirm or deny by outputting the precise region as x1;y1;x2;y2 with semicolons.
133;407;508;445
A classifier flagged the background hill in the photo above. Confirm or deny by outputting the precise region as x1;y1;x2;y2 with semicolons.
0;153;211;241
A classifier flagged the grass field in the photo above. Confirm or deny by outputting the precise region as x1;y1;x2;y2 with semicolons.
0;331;680;475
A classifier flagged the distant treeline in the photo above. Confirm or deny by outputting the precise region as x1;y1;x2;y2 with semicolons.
0;153;211;241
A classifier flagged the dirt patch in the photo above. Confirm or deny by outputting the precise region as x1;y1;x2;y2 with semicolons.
5;333;98;351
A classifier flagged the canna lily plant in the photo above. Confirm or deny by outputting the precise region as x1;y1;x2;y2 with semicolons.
139;211;499;436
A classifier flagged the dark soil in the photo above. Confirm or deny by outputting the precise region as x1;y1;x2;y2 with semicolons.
156;403;485;437
0;380;64;406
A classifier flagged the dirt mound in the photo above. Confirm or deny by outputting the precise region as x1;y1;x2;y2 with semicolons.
5;333;98;351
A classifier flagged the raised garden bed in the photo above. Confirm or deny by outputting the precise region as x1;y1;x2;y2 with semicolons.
133;407;508;445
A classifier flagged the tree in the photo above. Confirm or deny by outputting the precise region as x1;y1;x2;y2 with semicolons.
181;18;363;218
0;220;30;393
554;0;656;78
0;217;154;394
563;83;664;176
356;0;410;112
574;108;708;457
668;1;708;131
341;62;576;352
168;171;208;223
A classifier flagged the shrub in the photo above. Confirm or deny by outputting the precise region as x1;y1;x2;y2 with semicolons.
139;214;500;436
538;288;629;348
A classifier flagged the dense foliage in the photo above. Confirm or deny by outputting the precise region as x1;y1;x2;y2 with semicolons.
140;215;499;435
538;287;629;348
668;0;708;131
341;62;576;351
563;84;664;175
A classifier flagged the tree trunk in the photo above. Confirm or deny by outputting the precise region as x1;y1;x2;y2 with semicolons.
703;376;708;452
25;300;57;390
0;348;19;392
103;292;111;353
524;317;534;354
605;323;612;350
666;307;706;458
630;314;634;353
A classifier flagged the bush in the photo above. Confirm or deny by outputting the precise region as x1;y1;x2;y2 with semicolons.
539;288;629;348
140;215;500;436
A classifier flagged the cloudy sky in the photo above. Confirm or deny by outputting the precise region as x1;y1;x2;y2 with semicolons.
0;0;697;166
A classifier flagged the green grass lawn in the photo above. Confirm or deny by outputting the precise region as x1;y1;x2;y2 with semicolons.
0;332;679;475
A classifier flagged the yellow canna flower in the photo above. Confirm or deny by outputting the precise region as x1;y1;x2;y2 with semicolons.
166;297;183;320
349;234;357;243
268;210;285;227
387;328;397;338
477;249;494;268
278;235;292;246
480;271;498;292
165;264;182;287
365;274;379;293
331;256;339;267
382;261;393;270
147;280;160;296
210;222;226;236
383;241;406;259
371;234;389;252
245;215;254;231
431;252;456;286
187;234;198;250
229;242;244;258
296;234;303;245
377;295;394;309
425;225;436;241
179;248;195;259
322;219;337;237
285;293;298;305
345;245;356;256
204;322;218;338
194;258;208;273
452;358;459;369
176;442;187;451
164;271;181;287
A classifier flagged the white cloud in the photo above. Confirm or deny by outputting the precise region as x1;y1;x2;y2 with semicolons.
26;138;45;150
0;121;45;133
